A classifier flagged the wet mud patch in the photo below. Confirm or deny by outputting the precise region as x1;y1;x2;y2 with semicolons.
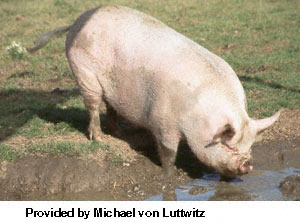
0;154;189;200
2;137;300;200
0;155;108;200
280;175;300;199
252;139;300;171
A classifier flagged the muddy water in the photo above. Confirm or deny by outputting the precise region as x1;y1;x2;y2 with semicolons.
147;139;300;201
147;168;300;201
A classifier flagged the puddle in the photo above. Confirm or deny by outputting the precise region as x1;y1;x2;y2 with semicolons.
146;168;300;201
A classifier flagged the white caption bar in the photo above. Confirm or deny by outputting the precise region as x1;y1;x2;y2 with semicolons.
0;201;298;222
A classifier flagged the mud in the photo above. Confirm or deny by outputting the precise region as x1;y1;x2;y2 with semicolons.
252;139;300;171
280;175;300;198
0;109;300;200
0;153;189;201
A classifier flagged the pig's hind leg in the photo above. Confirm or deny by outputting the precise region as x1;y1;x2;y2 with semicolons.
82;88;103;142
68;57;104;141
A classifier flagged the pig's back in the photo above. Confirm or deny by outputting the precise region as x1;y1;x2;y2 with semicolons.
66;6;247;124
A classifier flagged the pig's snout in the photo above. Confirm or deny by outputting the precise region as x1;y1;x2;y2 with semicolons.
238;158;253;174
218;156;253;178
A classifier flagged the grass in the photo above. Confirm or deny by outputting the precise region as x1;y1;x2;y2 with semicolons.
0;0;299;161
27;140;109;156
0;144;22;162
0;140;109;162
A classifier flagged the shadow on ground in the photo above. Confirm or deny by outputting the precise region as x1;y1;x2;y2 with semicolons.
0;88;206;178
240;75;300;94
0;88;85;141
0;89;203;200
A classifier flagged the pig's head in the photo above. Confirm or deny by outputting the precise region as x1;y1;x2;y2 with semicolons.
182;106;281;178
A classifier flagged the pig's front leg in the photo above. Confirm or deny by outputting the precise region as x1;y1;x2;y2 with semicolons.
155;136;179;176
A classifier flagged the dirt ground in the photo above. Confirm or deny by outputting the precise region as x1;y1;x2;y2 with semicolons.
0;109;299;200
253;109;300;171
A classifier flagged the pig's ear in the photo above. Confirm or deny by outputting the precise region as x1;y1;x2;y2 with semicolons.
252;110;281;134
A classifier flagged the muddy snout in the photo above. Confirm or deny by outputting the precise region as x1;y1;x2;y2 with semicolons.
238;157;253;174
222;156;253;178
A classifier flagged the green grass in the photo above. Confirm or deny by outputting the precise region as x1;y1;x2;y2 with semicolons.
0;140;109;162
27;140;109;156
0;0;299;160
0;144;22;162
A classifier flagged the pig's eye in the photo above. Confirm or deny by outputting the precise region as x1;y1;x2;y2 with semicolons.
222;126;235;140
211;124;236;144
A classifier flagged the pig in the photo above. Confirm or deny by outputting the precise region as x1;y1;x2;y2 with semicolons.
28;5;280;178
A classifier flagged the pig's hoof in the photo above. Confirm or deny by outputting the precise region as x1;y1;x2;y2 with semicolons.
89;128;102;142
163;165;177;177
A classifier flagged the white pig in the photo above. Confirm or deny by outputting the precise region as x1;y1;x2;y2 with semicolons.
28;6;280;177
